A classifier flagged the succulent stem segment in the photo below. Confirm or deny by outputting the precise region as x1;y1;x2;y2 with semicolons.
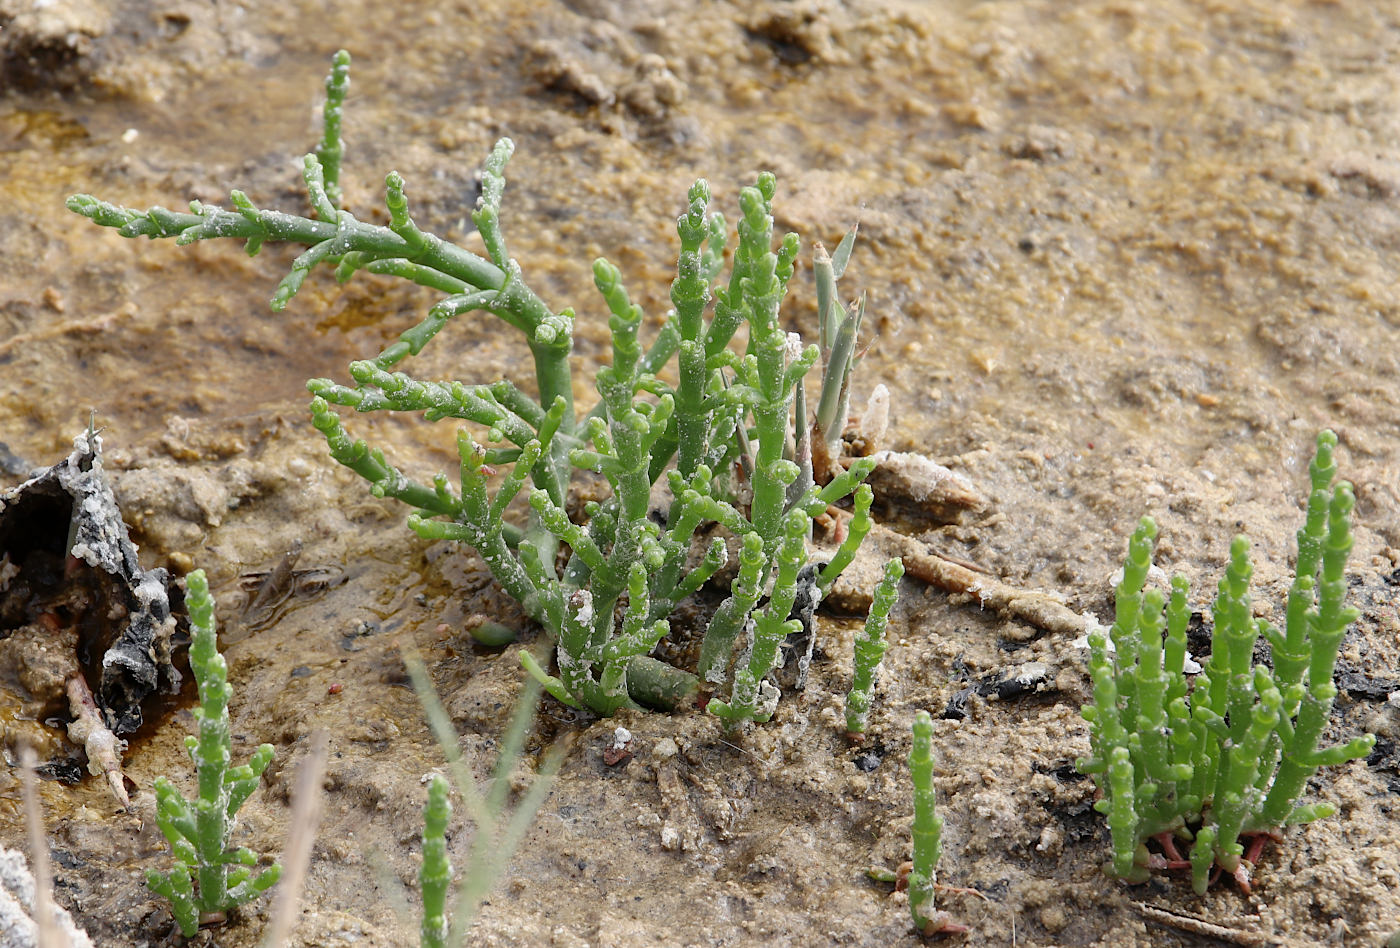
419;774;451;948
844;557;903;735
907;710;959;935
146;570;279;936
1077;431;1375;893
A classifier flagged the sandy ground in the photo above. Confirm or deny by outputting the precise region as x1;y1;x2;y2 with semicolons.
1;0;1399;945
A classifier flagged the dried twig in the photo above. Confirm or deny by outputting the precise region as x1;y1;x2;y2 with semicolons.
900;541;1088;638
1132;902;1280;947
841;517;1091;639
243;539;304;621
64;673;129;809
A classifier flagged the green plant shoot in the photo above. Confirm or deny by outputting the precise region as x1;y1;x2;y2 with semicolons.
845;557;903;735
146;570;279;936
908;710;958;935
419;774;451;948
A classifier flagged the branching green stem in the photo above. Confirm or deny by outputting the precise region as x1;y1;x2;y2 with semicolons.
845;558;903;734
146;570;279;937
71;51;883;724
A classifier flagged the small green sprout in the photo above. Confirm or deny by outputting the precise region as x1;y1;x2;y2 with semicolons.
401;649;561;946
869;710;965;936
845;557;903;735
419;774;451;948
906;710;947;934
1078;430;1376;893
146;570;280;936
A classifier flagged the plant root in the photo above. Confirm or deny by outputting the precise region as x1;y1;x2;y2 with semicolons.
889;861;973;937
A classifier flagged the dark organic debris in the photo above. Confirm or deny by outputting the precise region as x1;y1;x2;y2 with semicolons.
991;662;1050;699
0;429;180;741
1365;737;1400;794
853;747;883;772
777;562;824;690
1336;660;1399;701
942;685;976;721
941;662;1051;720
229;539;344;642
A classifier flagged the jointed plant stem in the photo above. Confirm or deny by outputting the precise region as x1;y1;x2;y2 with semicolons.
845;558;903;735
420;775;451;948
146;570;280;936
908;709;955;935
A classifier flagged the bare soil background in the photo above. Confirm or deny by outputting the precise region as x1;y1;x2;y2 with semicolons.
1;1;1398;945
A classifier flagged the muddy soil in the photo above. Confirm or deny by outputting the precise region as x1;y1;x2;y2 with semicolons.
2;1;1399;945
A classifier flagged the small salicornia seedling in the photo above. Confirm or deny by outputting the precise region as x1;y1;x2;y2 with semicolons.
906;709;949;935
147;569;280;936
844;556;903;736
68;50;883;726
1078;430;1376;893
869;710;963;935
419;774;451;948
401;648;560;947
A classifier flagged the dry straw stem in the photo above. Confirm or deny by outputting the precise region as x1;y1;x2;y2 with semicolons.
1131;902;1280;947
261;731;330;948
19;746;61;948
826;508;1092;639
10;745;96;946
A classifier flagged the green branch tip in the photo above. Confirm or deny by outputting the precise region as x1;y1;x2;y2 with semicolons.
845;557;902;734
420;774;452;948
315;50;351;208
907;709;945;932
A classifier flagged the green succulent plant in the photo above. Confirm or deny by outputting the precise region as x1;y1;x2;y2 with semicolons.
69;50;891;726
146;570;279;936
1078;430;1375;892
